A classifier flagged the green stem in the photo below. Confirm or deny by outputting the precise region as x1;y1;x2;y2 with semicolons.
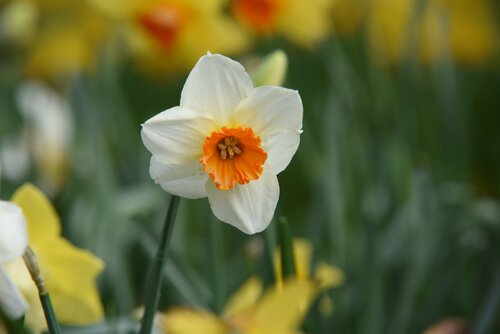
39;294;60;334
139;195;180;334
209;216;225;313
278;218;296;279
262;225;277;285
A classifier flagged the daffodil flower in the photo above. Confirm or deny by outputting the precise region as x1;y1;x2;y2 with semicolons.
91;0;248;74
368;0;497;66
16;81;74;194
141;53;303;234
0;200;28;320
6;184;104;333
274;238;344;290
231;0;332;47
21;0;110;80
163;276;315;334
274;238;344;316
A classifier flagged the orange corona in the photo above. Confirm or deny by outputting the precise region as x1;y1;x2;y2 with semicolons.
201;127;267;190
137;4;187;50
232;0;283;33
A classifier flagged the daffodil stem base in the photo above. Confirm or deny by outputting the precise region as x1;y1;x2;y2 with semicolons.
139;195;181;334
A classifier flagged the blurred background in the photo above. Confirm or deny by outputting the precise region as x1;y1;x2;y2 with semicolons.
1;0;500;333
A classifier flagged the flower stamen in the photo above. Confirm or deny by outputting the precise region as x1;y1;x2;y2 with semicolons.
201;127;267;190
219;136;242;160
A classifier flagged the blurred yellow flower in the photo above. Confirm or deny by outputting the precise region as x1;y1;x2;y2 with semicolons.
4;183;105;333
368;0;498;66
162;239;344;334
274;238;343;317
162;238;344;333
164;276;317;334
331;0;366;37
13;0;111;80
438;0;497;66
417;4;445;65
274;238;344;291
92;0;248;75
367;0;414;66
231;0;332;48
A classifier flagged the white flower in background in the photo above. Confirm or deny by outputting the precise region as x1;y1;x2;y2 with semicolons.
0;136;30;182
0;200;28;319
16;81;74;193
141;53;303;234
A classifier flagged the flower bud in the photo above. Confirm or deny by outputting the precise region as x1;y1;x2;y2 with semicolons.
251;50;288;87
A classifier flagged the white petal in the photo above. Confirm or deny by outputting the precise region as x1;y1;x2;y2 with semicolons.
141;106;215;166
150;157;208;199
0;266;27;319
181;53;254;125
206;171;279;234
0;201;28;262
263;131;301;175
233;86;303;174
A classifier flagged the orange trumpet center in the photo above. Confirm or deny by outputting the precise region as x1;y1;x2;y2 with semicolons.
232;0;283;33
201;127;267;190
137;4;186;50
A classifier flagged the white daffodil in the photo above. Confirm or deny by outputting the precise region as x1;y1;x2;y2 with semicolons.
0;200;28;319
141;53;303;234
16;81;74;194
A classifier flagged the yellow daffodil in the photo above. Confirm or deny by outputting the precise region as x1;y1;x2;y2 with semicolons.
426;0;497;66
158;239;341;334
231;0;332;48
141;53;303;234
16;81;74;194
11;0;110;80
0;199;28;320
274;238;344;290
368;0;498;66
92;0;248;74
4;183;105;333
417;3;445;65
163;276;317;334
328;0;369;38
367;0;414;66
331;0;366;37
273;238;343;316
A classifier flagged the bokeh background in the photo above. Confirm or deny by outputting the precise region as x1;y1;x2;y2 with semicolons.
1;0;500;333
